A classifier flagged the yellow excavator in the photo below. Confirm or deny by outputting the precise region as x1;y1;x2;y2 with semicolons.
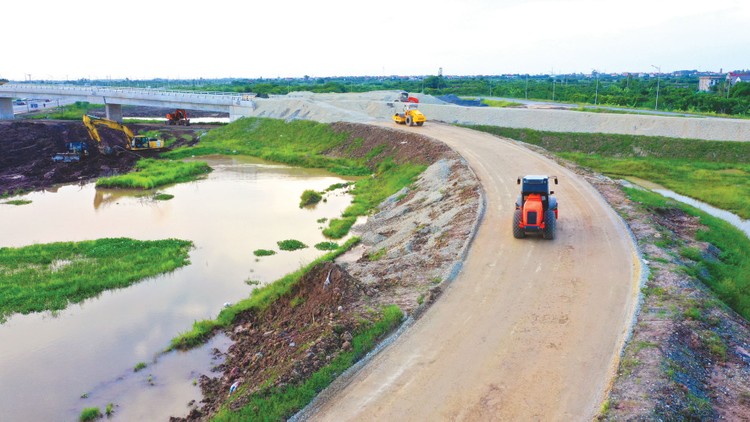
83;114;165;155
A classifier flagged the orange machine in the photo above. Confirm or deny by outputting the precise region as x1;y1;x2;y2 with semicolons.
166;109;190;126
513;175;559;240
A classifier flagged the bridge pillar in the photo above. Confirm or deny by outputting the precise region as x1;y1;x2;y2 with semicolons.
0;98;14;120
105;104;123;122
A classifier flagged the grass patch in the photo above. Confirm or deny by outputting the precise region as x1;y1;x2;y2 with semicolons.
134;362;147;372
169;238;360;350
277;239;307;251
96;159;211;190
326;182;351;192
0;238;192;322
314;241;339;251
2;199;32;206
29;101;103;120
481;99;524;108
152;192;174;201
625;187;750;321
79;407;102;422
211;304;403;421
299;190;323;208
253;249;276;257
322;217;356;239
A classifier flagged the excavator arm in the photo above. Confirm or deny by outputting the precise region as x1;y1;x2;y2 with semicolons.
82;115;164;153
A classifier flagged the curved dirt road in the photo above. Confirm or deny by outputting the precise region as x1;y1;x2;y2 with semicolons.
306;123;641;420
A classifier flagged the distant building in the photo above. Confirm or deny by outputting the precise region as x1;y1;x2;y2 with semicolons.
728;72;750;85
698;75;723;92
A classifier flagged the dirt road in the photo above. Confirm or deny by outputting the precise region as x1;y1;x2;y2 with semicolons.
304;123;641;420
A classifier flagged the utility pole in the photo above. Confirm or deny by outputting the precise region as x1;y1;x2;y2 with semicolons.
651;65;661;111
593;70;599;105
525;74;529;99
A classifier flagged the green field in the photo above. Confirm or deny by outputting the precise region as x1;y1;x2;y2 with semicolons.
0;238;192;322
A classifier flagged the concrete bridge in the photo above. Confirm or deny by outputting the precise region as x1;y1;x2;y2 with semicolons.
0;84;256;122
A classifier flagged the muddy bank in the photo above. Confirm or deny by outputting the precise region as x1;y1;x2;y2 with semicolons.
174;124;482;420
0;120;202;197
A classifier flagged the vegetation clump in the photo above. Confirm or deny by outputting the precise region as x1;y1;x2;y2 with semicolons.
277;239;307;251
253;249;276;257
299;189;323;207
0;238;192;322
96;159;211;190
2;199;32;206
133;362;147;372
314;241;339;251
153;192;174;201
79;407;102;422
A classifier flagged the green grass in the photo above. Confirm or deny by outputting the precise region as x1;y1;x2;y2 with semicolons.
153;193;174;201
481;99;524;108
253;249;277;257
466;126;750;219
299;190;323;208
169;238;360;350
134;362;147;372
96;159;211;190
28;101;103;120
625;187;750;321
322;217;357;239
79;407;102;422
314;242;339;251
0;238;192;322
2;199;32;206
211;304;403;421
277;239;307;251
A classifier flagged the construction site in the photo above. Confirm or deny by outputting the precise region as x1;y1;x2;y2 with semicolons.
1;92;750;421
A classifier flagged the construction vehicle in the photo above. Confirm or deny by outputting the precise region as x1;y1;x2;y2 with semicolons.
395;91;419;103
166;109;190;126
83;114;164;154
52;141;89;162
513;175;558;240
392;103;426;126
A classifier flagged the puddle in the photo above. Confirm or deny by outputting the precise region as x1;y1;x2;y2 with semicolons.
0;155;354;421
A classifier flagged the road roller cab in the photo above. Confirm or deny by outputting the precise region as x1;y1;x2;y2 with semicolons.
513;175;558;239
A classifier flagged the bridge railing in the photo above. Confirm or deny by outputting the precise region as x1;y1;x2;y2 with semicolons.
0;84;255;102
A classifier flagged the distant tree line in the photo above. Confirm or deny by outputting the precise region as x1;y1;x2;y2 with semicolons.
171;74;750;116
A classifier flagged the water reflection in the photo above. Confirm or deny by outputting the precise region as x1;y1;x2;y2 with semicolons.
0;155;354;421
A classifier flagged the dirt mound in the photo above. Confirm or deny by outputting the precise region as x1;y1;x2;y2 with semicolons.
178;262;366;420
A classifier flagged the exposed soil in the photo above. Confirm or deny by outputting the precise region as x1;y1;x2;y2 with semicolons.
0;119;203;197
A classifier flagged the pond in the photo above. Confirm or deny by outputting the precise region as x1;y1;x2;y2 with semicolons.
0;155;354;421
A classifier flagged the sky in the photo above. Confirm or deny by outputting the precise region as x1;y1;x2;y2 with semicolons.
3;0;749;81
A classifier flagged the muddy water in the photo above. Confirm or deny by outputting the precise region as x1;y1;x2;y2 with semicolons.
0;155;354;421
